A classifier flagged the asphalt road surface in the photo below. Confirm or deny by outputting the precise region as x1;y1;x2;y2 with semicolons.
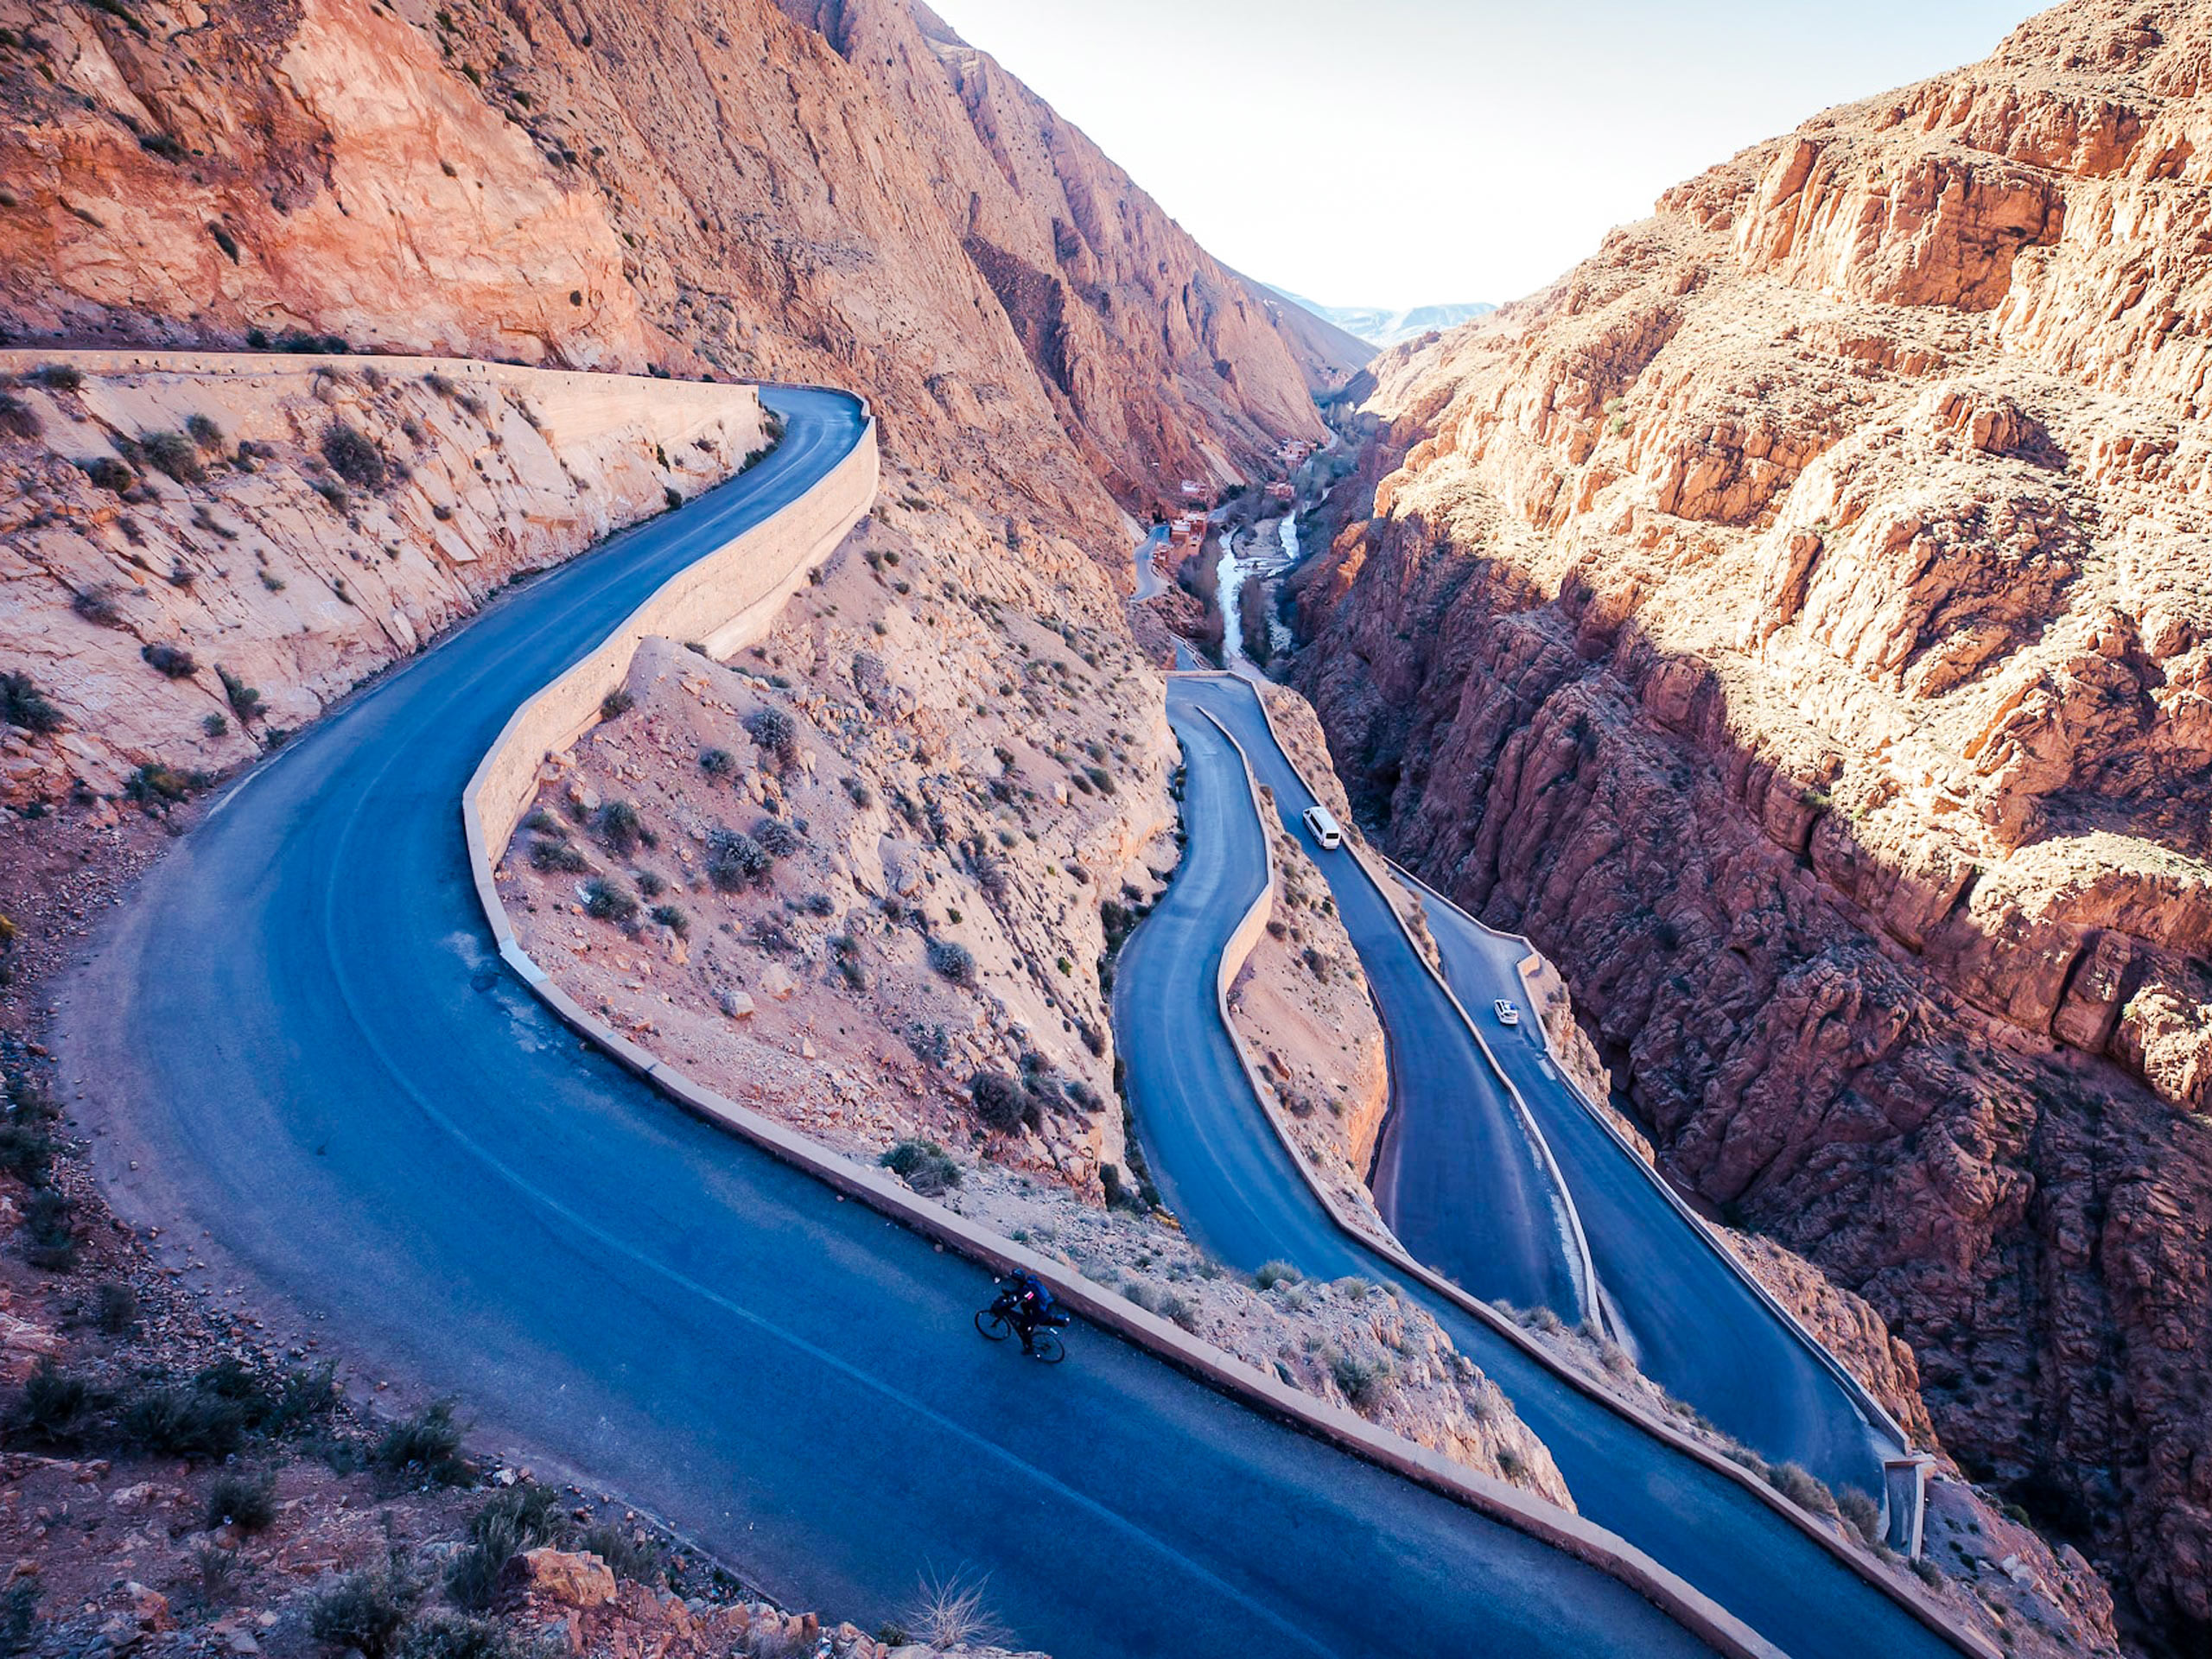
1170;676;1591;1324
1409;879;1894;1497
55;389;1723;1659
1119;679;1959;1659
1130;524;1169;601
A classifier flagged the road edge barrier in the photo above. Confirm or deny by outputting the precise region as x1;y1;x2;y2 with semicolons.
455;396;1783;1659
1390;860;1918;1452
1183;677;1609;1335
1201;676;1993;1659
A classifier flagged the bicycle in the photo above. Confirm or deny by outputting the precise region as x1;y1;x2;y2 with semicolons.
975;1297;1068;1363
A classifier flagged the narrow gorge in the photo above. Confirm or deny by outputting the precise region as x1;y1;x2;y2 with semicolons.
1292;3;2212;1643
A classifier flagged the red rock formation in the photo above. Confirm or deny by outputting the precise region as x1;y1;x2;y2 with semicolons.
1294;2;2212;1641
0;0;1361;540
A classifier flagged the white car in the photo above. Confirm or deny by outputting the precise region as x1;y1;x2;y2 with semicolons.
1301;803;1344;850
1492;1000;1521;1027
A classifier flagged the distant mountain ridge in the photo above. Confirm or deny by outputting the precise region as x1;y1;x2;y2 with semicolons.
1272;290;1496;349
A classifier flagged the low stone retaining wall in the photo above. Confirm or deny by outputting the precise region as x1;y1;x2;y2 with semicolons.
454;397;1777;1659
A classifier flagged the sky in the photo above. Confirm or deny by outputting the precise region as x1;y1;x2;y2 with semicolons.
924;0;2043;310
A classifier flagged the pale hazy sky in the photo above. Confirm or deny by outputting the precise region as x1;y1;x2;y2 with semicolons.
925;0;2043;309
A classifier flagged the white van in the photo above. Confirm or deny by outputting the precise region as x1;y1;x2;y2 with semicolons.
1302;804;1344;850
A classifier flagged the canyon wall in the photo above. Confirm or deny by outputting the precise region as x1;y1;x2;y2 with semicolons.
1294;1;2212;1641
0;0;1358;539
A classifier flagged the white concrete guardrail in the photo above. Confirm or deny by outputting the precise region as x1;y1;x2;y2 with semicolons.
1388;856;1919;1460
1182;675;1609;1338
1209;677;1988;1659
455;386;1782;1659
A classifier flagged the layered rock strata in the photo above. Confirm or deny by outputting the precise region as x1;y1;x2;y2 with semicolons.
1294;2;2212;1638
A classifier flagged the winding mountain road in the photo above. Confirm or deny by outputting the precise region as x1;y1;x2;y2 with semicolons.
1407;874;1899;1497
55;388;1724;1658
1171;676;1592;1325
1126;678;1960;1659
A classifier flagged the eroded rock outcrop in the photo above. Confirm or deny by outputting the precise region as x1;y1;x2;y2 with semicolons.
1294;1;2212;1640
0;0;1359;539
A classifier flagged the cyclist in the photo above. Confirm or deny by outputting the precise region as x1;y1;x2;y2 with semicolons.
998;1269;1062;1354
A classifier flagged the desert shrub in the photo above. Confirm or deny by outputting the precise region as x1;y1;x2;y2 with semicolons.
599;687;634;721
1766;1460;1835;1519
0;671;63;734
140;429;205;483
124;1382;246;1461
579;1523;662;1586
582;877;639;923
1126;1282;1198;1332
841;775;874;808
264;1362;342;1436
1084;766;1116;796
205;1468;278;1533
186;413;225;450
73;585;123;626
0;1581;37;1657
698;746;734;777
798;892;835;917
96;1279;139;1335
11;1358;94;1444
423;371;458;397
21;1186;76;1269
753;817;802;858
927;938;975;987
529;838;590;874
879;1138;961;1198
901;1568;1003;1653
830;934;866;988
36;365;83;391
631;869;665;898
969;1069;1027;1133
1835;1485;1881;1546
399;1614;528;1659
1327;1345;1395;1408
744;706;797;766
1253;1260;1302;1290
0;1122;53;1182
662;486;681;511
124;764;193;808
594;799;642;852
202;712;228;737
143;641;198;679
320;422;388;490
0;393;40;442
446;1485;565;1610
372;1400;471;1485
78;454;135;492
308;1561;420;1659
217;665;264;722
706;826;769;891
649;903;687;936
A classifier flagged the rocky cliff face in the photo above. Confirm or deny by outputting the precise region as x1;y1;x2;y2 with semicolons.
0;0;1356;537
1294;2;2212;1640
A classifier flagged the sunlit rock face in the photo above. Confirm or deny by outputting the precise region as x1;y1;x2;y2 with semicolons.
1294;2;2212;1638
0;0;1359;541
